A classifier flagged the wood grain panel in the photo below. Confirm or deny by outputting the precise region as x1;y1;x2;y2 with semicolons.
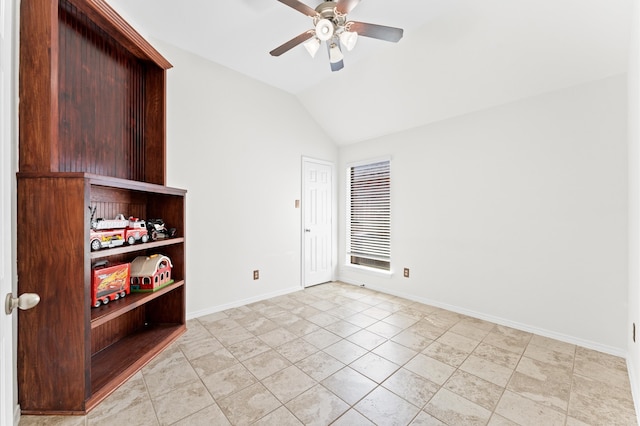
146;286;185;325
90;186;148;222
59;1;146;181
19;0;60;172
17;177;90;412
91;307;145;354
71;0;172;69
143;67;166;185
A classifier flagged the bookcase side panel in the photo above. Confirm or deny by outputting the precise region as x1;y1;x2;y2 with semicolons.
17;177;90;412
19;0;60;173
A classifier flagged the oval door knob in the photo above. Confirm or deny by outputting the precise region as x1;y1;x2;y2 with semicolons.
304;229;311;232
5;292;40;315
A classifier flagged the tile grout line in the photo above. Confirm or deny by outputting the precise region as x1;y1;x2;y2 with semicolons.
565;343;578;426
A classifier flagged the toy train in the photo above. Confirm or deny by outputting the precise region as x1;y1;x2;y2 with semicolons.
89;207;176;251
92;254;173;308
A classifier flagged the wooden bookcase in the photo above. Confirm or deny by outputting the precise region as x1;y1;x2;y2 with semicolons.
17;0;186;414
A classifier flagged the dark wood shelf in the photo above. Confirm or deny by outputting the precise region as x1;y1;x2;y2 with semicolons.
16;172;186;195
89;323;185;409
90;238;185;260
90;280;184;327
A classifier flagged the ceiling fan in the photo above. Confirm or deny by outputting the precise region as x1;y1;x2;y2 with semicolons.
269;0;404;71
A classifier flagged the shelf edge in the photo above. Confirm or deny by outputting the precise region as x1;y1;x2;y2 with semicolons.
90;280;185;328
90;237;185;260
87;324;185;412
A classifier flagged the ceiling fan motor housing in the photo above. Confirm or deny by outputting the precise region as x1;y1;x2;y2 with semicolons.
315;1;337;17
314;1;346;27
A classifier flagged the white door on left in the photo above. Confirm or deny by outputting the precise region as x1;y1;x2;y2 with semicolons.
0;0;16;424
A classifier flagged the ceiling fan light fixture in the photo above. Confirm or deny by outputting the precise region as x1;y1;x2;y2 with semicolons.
315;19;334;41
269;0;405;71
329;43;344;63
303;37;321;58
339;30;358;51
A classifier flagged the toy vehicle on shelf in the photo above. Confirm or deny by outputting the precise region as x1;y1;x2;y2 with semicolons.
89;208;150;251
146;218;177;241
90;229;126;251
91;213;128;230
92;261;130;308
123;218;150;245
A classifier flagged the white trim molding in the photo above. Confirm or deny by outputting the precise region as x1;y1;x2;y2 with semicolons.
186;286;302;321
338;279;627;357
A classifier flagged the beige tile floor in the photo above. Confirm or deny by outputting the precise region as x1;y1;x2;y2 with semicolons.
20;281;638;425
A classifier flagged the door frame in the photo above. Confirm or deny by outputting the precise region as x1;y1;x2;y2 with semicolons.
0;0;17;424
301;157;336;288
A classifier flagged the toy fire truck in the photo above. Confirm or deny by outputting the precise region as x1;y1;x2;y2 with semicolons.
89;208;150;251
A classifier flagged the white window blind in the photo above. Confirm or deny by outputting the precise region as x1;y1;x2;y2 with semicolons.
348;159;390;270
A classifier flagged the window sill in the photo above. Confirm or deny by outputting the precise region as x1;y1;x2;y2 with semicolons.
342;263;394;278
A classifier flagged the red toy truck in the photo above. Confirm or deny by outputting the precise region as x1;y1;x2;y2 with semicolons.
92;261;131;308
89;210;149;251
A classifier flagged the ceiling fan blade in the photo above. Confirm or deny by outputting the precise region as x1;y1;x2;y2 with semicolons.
336;0;361;15
276;0;318;17
270;31;315;56
348;21;404;42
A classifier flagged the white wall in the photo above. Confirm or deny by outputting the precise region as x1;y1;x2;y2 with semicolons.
153;41;338;317
627;0;640;410
157;39;629;354
145;22;629;359
339;75;628;354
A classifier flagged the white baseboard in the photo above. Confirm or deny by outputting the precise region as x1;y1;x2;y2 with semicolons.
186;285;303;320
13;404;20;426
338;278;626;357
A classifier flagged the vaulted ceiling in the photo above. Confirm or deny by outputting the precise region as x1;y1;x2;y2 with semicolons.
106;0;632;145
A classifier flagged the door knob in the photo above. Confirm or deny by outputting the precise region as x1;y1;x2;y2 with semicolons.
5;292;40;315
304;229;311;232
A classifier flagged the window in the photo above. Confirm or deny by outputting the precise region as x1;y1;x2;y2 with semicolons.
347;159;391;271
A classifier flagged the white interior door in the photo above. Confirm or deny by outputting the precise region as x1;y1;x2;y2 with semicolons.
302;158;333;287
0;0;15;424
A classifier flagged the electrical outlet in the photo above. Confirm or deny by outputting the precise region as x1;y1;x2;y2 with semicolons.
403;268;410;278
253;270;259;280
